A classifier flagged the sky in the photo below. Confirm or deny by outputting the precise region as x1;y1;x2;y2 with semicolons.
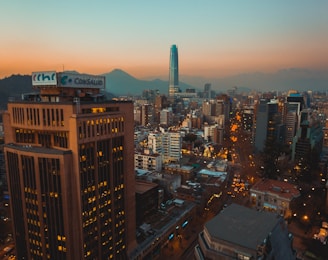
0;1;327;80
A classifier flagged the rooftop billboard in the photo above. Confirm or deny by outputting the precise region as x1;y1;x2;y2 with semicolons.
32;71;57;86
58;72;105;89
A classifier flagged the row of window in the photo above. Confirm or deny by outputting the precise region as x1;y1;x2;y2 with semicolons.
78;117;124;139
39;157;66;259
15;129;69;148
12;107;65;127
79;138;127;258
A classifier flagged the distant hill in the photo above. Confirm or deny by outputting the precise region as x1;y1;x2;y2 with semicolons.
0;70;195;108
103;69;195;95
145;68;328;93
177;68;328;92
0;75;32;109
1;68;326;109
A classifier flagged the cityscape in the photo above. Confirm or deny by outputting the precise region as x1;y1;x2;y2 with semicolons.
0;1;328;260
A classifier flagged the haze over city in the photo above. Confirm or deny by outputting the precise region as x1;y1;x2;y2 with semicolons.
1;0;327;85
2;2;328;259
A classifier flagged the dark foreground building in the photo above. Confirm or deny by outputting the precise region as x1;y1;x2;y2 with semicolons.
3;71;136;259
195;204;296;260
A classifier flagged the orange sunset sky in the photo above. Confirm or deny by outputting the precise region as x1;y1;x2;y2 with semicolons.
1;1;327;80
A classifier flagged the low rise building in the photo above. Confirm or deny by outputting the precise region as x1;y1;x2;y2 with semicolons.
135;181;159;226
195;204;296;260
250;179;300;218
135;150;162;171
136;171;181;195
131;200;196;260
164;164;194;183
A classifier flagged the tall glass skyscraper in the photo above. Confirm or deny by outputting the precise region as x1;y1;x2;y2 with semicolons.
168;44;179;99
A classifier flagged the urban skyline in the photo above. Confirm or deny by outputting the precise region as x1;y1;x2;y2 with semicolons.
1;2;328;256
1;1;327;80
1;58;328;257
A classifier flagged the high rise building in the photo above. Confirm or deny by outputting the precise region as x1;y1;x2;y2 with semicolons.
284;102;301;145
254;99;281;152
154;95;168;124
140;104;153;126
147;131;182;163
291;108;323;162
242;106;255;132
148;132;163;155
168;44;179;100
3;71;136;259
203;83;211;99
159;109;173;126
162;131;182;163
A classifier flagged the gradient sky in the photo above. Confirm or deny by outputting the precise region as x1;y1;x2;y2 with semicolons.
1;1;327;79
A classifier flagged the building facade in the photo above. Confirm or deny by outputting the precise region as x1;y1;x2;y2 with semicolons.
134;151;162;171
3;71;136;259
159;109;173;126
291;109;323;163
168;44;179;100
250;179;300;218
254;99;281;152
135;181;159;227
162;131;182;163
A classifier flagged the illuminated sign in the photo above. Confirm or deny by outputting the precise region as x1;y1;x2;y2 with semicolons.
32;71;57;86
58;72;105;89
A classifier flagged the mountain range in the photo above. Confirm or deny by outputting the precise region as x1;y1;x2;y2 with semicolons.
147;68;328;93
0;68;327;109
102;69;193;95
0;69;194;109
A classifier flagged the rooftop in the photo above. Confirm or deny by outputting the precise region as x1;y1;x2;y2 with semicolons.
135;181;159;194
250;179;300;200
205;203;280;250
197;168;227;181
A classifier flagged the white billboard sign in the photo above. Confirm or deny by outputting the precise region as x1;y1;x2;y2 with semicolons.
32;71;57;86
58;72;105;89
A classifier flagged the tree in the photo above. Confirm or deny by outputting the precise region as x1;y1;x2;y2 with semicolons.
183;133;197;143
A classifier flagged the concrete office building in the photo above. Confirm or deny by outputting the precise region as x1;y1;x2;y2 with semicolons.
3;71;136;259
162;131;182;163
134;150;162;171
284;102;301;145
291;109;323;162
254;99;281;152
